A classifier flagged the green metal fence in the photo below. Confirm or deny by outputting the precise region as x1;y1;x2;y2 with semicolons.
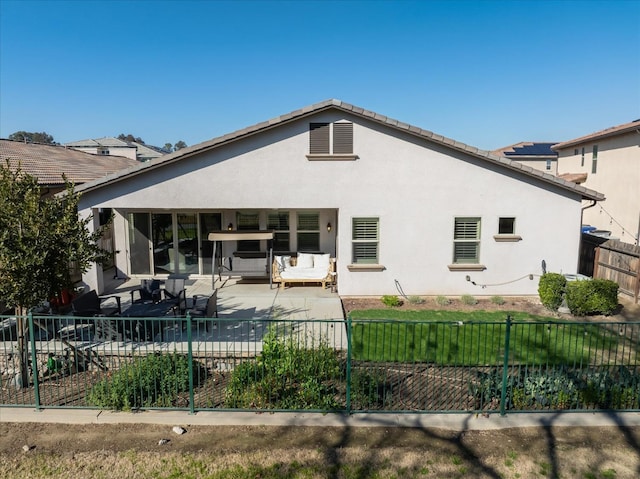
1;314;639;415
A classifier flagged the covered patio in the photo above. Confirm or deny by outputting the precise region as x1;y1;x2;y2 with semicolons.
102;274;345;322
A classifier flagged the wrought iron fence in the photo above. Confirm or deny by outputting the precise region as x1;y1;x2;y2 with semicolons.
1;314;639;415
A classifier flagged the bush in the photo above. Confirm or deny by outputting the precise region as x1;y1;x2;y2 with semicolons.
381;295;401;307
407;295;425;305
88;353;206;410
490;296;505;306
565;279;618;316
435;295;450;306
538;273;567;310
461;294;477;306
225;330;342;410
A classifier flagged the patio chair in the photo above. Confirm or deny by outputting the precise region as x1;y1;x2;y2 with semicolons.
162;278;187;314
187;290;218;331
71;290;122;317
130;279;162;304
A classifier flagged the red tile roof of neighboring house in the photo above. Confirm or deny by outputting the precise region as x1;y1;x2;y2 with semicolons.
558;172;588;184
552;119;640;150
0;139;138;186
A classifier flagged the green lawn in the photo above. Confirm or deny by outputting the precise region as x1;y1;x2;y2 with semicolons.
348;309;624;365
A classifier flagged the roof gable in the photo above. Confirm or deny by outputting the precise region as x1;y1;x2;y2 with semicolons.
73;99;604;201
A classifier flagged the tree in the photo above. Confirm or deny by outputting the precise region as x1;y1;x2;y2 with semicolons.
163;143;173;153
8;131;56;145
173;140;187;151
0;162;112;385
117;133;145;144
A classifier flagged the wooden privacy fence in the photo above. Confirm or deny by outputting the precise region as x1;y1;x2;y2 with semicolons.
594;239;640;303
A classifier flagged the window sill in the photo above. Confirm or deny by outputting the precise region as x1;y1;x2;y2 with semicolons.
493;234;522;242
447;264;487;271
347;264;386;272
306;154;359;161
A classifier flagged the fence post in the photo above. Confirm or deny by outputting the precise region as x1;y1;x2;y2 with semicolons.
186;312;195;415
499;315;512;416
28;312;41;411
345;315;352;415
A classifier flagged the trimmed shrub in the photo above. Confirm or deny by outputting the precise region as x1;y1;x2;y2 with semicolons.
565;279;619;316
538;273;567;310
88;353;206;410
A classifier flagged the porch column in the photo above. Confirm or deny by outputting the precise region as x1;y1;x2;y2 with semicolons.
79;207;104;294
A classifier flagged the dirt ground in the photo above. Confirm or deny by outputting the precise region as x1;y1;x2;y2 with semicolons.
0;422;639;478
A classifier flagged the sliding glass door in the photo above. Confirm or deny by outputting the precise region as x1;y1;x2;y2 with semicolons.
128;212;211;276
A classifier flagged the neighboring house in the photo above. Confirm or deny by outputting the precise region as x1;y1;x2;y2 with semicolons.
74;100;604;297
552;120;640;245
0;139;138;196
65;137;166;162
492;142;559;175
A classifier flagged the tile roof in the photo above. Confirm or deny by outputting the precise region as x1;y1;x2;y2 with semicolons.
0;139;138;186
558;172;588;184
64;137;166;160
73;99;605;201
493;142;558;158
552;119;640;150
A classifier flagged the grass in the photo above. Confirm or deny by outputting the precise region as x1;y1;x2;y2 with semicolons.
349;309;622;364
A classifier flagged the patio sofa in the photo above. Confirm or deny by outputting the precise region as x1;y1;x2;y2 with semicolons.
272;253;335;289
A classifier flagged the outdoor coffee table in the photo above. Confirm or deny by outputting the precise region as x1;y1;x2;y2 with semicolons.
121;300;175;341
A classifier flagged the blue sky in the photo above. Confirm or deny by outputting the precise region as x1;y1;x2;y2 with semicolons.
1;0;639;151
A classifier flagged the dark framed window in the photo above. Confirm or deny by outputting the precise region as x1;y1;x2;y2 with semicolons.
268;211;290;252
297;212;320;252
591;145;598;174
237;212;260;251
498;217;516;235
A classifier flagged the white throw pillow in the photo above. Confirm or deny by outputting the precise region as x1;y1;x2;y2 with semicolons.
274;255;292;272
313;253;331;270
296;252;314;268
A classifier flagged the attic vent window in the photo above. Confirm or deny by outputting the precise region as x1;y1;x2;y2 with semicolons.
307;122;358;161
98;148;109;155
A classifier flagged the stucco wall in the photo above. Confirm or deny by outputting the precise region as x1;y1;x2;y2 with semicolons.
79;111;585;296
556;132;640;244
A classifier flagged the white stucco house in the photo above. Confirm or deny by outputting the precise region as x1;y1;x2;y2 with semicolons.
65;137;166;162
74;100;604;297
552;119;640;245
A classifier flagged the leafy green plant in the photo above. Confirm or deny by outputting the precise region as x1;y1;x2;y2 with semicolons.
565;279;618;316
460;294;477;306
538;273;567;310
225;330;343;410
88;353;206;410
381;295;401;307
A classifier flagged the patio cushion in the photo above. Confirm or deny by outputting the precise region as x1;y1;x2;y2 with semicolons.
296;252;314;268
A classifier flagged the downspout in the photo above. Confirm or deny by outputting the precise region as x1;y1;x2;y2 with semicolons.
579;199;599;276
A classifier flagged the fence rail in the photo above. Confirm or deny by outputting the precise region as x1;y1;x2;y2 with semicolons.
1;314;639;415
